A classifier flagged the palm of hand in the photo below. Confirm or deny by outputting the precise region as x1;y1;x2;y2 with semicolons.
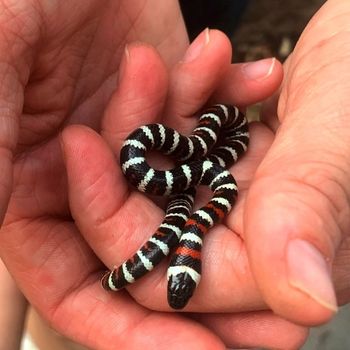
6;0;185;223
1;2;222;349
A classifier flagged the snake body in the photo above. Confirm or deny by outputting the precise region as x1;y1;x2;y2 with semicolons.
101;104;249;309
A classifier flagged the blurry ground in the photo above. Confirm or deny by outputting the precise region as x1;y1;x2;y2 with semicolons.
232;1;350;349
232;0;326;62
231;0;327;121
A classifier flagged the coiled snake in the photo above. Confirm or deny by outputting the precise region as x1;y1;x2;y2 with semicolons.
101;104;249;309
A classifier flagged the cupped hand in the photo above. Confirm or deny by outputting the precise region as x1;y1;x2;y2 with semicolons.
242;0;350;326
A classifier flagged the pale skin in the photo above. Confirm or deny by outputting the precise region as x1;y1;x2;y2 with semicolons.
0;0;350;349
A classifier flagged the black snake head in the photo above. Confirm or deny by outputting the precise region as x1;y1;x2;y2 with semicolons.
167;272;197;309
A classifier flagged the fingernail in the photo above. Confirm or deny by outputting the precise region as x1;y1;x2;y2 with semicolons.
183;28;210;62
118;45;130;84
242;57;276;80
287;239;338;312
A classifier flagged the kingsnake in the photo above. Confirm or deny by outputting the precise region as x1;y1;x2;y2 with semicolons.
101;104;249;309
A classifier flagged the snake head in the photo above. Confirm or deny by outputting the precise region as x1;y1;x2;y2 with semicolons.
167;272;197;309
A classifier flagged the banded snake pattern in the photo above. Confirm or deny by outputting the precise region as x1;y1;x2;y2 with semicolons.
101;104;249;309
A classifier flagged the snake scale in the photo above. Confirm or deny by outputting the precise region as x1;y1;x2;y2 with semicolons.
101;104;249;309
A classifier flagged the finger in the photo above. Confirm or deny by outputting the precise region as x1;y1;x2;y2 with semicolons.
101;43;168;152
260;55;292;132
164;29;232;123
163;29;283;128
195;311;308;350
61;125;127;230
214;57;283;106
259;91;281;131
244;21;350;324
61;124;165;271
63;44;171;265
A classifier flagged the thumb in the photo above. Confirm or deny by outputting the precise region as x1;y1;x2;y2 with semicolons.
245;144;342;325
245;25;350;327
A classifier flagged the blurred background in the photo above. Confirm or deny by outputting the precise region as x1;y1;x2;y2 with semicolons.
180;0;325;63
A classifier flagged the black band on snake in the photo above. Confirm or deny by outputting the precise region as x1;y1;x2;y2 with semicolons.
101;104;249;309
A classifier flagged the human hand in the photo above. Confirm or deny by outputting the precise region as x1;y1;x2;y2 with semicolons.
0;0;188;225
0;2;213;349
60;29;307;348
0;1;305;348
241;0;350;326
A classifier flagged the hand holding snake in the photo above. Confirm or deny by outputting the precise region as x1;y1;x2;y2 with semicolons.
0;5;307;346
